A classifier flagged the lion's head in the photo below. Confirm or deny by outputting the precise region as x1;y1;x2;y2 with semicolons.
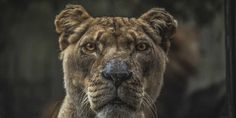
55;4;177;118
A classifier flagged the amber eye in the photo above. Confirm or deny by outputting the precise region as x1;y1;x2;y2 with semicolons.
84;43;96;52
136;43;149;51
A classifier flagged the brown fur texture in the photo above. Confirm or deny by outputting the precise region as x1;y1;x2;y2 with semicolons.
54;4;177;118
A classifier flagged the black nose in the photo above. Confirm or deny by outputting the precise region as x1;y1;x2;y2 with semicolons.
102;59;132;87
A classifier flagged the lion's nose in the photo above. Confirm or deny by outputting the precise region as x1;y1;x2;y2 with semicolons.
102;59;132;87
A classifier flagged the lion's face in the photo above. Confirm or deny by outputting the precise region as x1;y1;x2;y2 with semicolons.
55;5;176;118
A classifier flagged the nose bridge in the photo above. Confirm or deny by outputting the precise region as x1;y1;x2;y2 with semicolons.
106;46;128;58
105;59;129;74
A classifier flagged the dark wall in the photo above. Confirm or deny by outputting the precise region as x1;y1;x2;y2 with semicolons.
0;0;225;118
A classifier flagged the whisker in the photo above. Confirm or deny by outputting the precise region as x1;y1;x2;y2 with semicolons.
79;92;90;117
143;97;156;118
142;92;158;118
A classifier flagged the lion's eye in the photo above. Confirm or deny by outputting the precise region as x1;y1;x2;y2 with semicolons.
136;43;149;51
84;43;96;52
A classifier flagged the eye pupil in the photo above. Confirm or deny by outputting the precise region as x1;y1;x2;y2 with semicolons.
140;44;145;49
137;43;148;51
85;43;96;51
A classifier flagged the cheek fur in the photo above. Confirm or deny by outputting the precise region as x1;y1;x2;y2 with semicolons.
78;55;96;72
63;48;97;87
136;52;158;76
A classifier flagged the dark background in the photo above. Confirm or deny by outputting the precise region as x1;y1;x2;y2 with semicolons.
0;0;225;118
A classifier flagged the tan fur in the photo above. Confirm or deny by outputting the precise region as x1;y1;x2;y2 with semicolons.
54;4;177;118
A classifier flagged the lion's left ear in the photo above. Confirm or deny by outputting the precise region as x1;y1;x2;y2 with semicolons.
139;8;177;53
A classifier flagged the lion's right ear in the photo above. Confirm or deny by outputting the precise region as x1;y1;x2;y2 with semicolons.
55;4;92;50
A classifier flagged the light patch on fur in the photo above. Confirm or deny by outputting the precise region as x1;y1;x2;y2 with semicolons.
95;105;138;118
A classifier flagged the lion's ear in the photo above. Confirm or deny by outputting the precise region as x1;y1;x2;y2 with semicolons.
55;4;92;50
139;8;177;53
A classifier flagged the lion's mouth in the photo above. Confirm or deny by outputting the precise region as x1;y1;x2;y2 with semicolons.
109;97;125;105
95;97;136;111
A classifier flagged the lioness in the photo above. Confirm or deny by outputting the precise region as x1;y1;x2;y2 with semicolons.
54;4;177;118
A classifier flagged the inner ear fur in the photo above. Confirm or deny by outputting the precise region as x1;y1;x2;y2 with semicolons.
54;4;93;50
139;8;177;53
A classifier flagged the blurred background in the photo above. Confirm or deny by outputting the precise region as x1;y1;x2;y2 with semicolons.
0;0;226;118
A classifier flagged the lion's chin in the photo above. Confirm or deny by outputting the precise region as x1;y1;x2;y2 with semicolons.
95;104;137;118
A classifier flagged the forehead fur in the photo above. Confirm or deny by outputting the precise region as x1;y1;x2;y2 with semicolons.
68;17;160;44
55;4;177;51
